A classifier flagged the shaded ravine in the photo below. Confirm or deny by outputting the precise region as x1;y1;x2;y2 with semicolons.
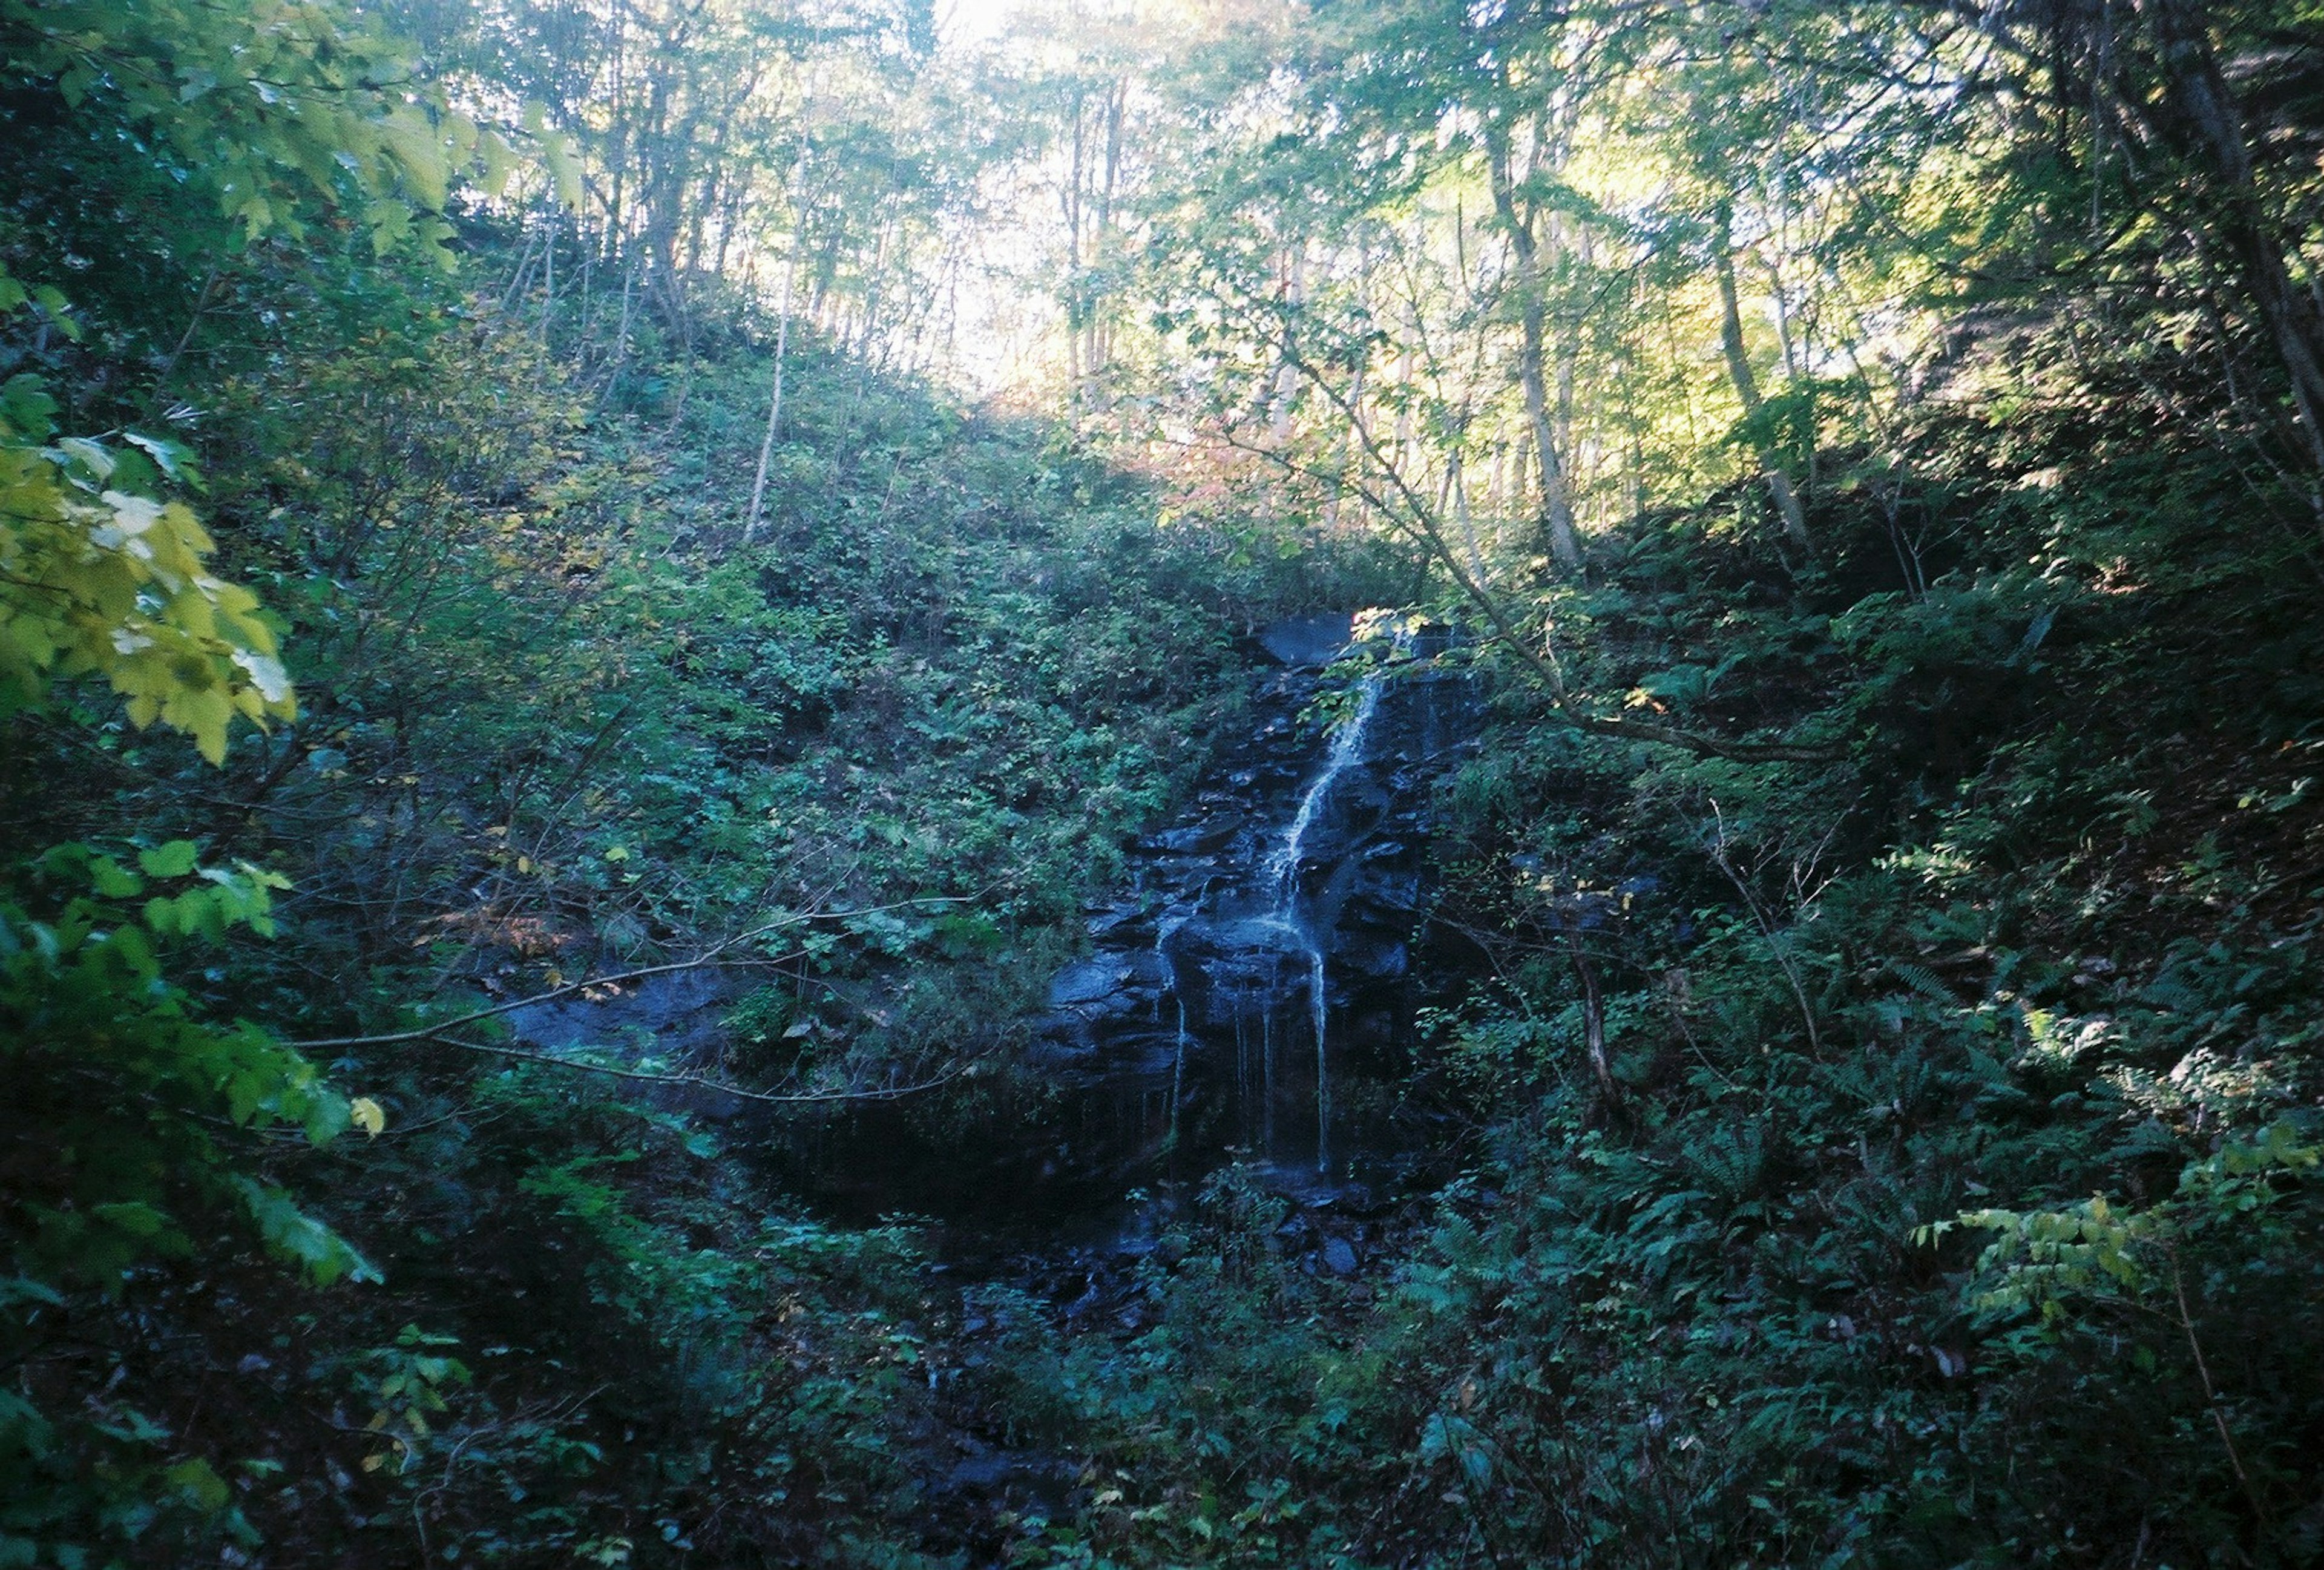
501;611;1482;1556
510;611;1480;1232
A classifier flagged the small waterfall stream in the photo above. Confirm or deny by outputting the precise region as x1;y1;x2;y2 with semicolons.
1257;655;1392;1169
1152;912;1191;1148
1265;666;1388;902
1065;615;1436;1184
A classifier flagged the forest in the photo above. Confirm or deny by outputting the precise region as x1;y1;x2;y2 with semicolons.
4;0;2323;1564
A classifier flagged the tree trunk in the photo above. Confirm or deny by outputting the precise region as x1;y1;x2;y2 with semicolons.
1485;123;1584;573
1715;227;1815;553
743;142;811;547
1271;247;1304;441
2133;0;2324;478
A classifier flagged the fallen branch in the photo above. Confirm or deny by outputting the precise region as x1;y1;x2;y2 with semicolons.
296;953;797;1051
1704;804;1824;1056
419;1034;973;1106
293;895;970;1052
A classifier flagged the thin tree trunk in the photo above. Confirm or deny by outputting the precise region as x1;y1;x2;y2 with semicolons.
1485;123;1584;573
744;140;812;547
540;208;556;347
1715;229;1816;553
1272;247;1304;441
591;248;643;415
1324;354;1365;531
741;245;798;546
1085;79;1126;405
1449;452;1487;585
1561;911;1618;1107
1063;91;1087;409
2134;0;2324;478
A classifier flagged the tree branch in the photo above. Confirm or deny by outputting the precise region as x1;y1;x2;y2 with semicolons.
416;1035;972;1106
1183;295;1844;763
292;895;970;1050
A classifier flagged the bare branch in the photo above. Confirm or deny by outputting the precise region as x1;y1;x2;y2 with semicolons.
292;895;971;1051
415;1035;973;1106
1174;296;1843;764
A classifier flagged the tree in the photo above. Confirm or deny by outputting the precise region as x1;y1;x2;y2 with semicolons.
0;6;553;1555
1943;0;2324;481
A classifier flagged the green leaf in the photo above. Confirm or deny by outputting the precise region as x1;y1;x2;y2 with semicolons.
89;857;143;898
90;1201;170;1238
233;1178;381;1287
163;1459;231;1513
0;374;56;439
123;431;200;488
138;841;200;878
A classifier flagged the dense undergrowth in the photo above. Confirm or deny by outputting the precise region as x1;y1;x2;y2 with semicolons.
10;1;2324;1566
0;107;1400;1570
1000;317;2324;1567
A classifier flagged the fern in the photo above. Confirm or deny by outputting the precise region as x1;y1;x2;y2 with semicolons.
1888;959;1958;1005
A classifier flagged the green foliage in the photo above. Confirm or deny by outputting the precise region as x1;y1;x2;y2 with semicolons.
1;841;359;1284
0;358;295;763
987;243;2324;1565
10;0;2324;1562
0;839;374;1566
0;0;551;255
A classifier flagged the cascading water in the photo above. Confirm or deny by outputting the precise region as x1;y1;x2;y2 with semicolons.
998;610;1471;1217
778;612;1475;1232
1153;914;1191;1146
1264;670;1388;904
1259;650;1394;1171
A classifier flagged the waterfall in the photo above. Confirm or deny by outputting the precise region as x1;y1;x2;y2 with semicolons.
1169;996;1186;1149
1155;915;1190;1149
1263;655;1392;1172
1025;613;1467;1212
1308;945;1331;1170
1264;671;1388;905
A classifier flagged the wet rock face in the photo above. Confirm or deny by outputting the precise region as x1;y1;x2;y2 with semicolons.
1026;613;1480;1192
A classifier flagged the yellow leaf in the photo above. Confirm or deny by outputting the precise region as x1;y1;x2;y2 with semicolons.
349;1097;387;1138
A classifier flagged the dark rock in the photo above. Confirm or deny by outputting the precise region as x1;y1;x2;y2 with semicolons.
508;967;730;1054
1143;821;1239;855
1333;935;1408;982
1118;1033;1184;1076
1025;1026;1100;1065
1085;904;1143;939
1049;959;1135;1008
1322;1237;1359;1276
